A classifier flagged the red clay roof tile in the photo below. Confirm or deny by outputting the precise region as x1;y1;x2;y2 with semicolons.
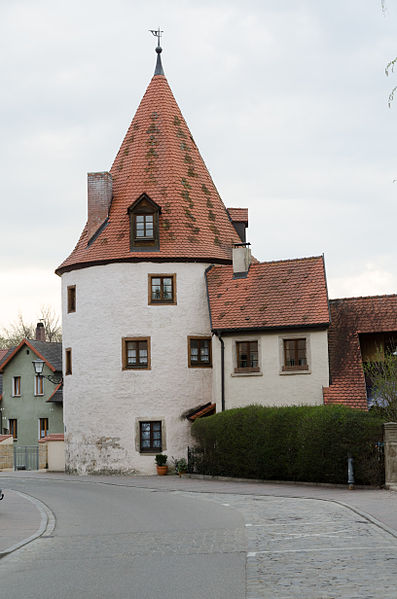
323;295;397;410
56;73;241;275
227;208;248;224
206;256;330;331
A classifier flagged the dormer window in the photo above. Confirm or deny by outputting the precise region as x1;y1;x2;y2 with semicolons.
128;193;160;251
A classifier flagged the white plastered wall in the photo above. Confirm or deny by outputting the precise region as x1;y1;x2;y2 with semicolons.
212;329;329;410
61;261;213;474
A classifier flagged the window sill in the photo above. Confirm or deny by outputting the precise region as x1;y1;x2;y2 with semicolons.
231;371;263;377
279;369;311;376
139;451;162;456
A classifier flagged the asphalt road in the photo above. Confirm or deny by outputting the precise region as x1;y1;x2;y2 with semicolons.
0;477;246;599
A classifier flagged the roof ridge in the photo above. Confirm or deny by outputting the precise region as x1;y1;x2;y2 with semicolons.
330;294;397;302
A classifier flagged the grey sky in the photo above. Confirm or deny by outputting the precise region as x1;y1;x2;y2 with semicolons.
1;0;396;329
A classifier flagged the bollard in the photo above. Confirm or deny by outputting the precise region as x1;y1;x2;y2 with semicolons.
347;455;355;490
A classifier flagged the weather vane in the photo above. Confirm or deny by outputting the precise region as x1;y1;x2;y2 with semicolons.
149;27;164;49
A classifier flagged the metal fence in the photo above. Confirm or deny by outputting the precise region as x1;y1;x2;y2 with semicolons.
14;445;39;471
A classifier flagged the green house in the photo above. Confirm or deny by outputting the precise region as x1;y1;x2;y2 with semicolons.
0;326;63;447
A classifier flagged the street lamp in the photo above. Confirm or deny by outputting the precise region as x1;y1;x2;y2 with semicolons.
32;360;63;385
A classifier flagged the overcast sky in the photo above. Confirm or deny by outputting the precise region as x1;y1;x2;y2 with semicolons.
1;0;397;330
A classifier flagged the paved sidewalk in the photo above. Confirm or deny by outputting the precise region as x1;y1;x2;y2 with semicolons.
0;489;45;555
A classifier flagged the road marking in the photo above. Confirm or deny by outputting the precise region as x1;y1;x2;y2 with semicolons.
247;544;397;557
245;521;339;527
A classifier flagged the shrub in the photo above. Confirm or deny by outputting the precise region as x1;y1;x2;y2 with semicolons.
190;405;384;486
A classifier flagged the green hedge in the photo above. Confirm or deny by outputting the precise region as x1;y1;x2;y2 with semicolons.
190;405;384;485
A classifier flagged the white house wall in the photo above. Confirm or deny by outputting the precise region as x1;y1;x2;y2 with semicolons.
212;330;329;410
62;261;212;474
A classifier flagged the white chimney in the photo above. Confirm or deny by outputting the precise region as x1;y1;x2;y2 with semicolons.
232;243;251;276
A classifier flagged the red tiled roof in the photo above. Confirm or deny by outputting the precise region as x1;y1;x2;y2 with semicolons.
323;295;397;410
38;433;64;443
227;208;248;224
56;72;241;275
206;256;330;331
187;403;216;421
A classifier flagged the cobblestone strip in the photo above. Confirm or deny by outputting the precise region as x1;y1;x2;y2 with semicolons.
178;491;397;599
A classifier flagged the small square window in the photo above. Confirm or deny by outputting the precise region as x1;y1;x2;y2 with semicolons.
235;341;259;372
67;285;76;313
188;337;212;368
283;338;308;371
148;274;176;304
35;375;44;396
12;376;21;397
140;421;162;452
65;348;72;375
122;337;151;370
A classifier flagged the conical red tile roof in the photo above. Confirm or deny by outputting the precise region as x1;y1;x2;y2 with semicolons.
56;71;241;275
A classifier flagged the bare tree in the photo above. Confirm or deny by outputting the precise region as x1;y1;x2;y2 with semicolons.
0;306;62;349
364;351;397;422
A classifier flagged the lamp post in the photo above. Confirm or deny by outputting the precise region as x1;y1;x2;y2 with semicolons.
32;360;63;385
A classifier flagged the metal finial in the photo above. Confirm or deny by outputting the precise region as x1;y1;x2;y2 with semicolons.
149;27;165;76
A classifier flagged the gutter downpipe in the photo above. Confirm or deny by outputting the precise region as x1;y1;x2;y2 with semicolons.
215;330;225;412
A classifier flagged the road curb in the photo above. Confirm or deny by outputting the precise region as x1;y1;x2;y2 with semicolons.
0;490;56;558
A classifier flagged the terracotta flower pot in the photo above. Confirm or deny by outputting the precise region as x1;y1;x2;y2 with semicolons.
156;465;168;475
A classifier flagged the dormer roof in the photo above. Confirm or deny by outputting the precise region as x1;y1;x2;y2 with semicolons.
56;65;241;275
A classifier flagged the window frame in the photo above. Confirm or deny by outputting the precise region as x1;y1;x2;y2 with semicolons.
282;338;308;372
65;348;72;375
235;340;260;373
39;417;49;439
34;375;44;396
128;194;160;251
122;337;151;370
12;376;21;397
187;336;212;368
67;285;76;313
9;419;17;440
148;274;176;305
139;420;162;453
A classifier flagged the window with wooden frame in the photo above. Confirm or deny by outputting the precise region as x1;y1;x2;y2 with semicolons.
148;274;176;304
122;337;151;370
282;338;308;371
188;337;212;368
12;376;21;397
235;341;259;372
39;418;49;439
128;194;160;251
139;421;162;453
9;419;17;440
65;348;72;375
67;285;76;313
35;375;44;396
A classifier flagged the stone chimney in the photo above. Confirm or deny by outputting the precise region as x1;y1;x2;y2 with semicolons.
35;322;46;342
232;243;252;277
87;172;113;243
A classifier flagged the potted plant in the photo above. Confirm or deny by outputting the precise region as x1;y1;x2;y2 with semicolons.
172;456;188;477
155;454;168;475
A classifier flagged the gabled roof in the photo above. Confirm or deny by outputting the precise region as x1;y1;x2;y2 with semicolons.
0;339;62;373
56;67;241;275
227;208;248;224
323;295;397;409
206;256;330;332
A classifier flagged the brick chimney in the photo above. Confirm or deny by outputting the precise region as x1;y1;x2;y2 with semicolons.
35;322;46;342
87;172;113;243
232;243;251;277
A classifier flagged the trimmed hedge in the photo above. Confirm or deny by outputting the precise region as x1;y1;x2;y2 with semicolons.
190;405;384;486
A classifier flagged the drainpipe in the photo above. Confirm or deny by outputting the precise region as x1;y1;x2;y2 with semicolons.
215;330;225;412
